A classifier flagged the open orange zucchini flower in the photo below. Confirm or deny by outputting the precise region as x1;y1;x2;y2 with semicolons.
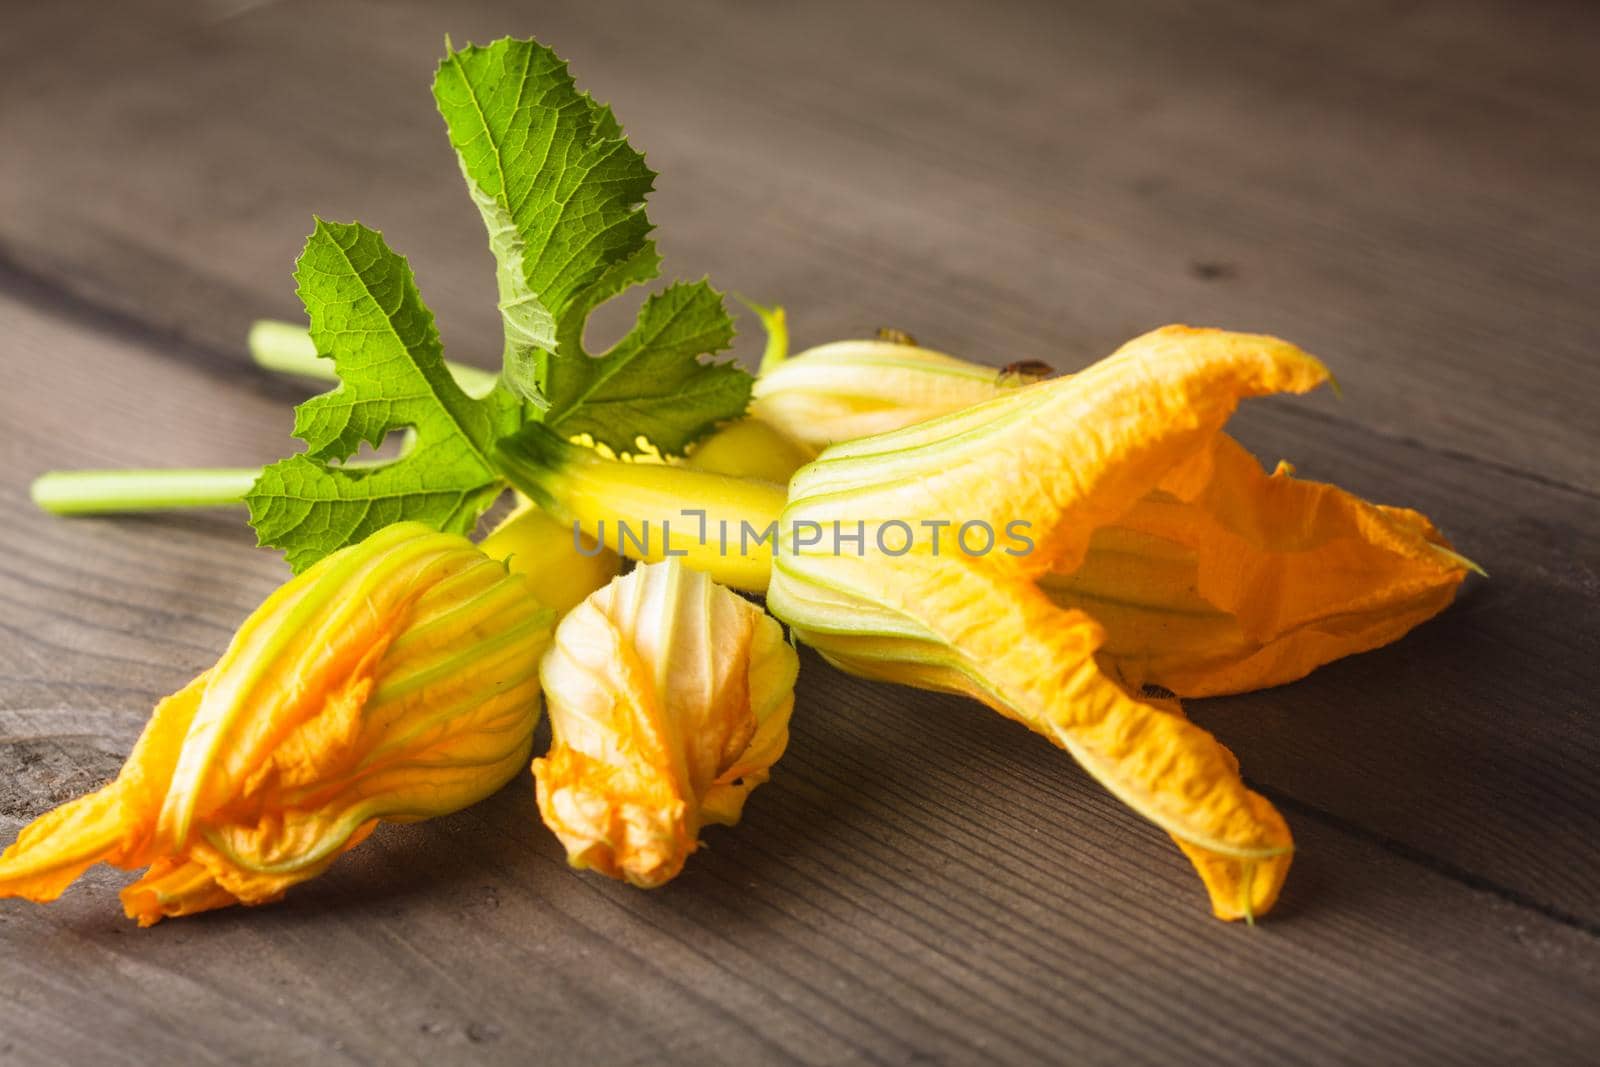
500;325;1475;919
767;326;1475;918
535;559;798;888
0;522;560;925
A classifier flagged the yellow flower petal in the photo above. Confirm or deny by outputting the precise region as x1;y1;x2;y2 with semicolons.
534;560;798;887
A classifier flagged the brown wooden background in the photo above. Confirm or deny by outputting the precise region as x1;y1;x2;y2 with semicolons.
2;1;1597;1062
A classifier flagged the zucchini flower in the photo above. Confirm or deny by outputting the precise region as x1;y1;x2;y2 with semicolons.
751;336;1050;457
767;326;1475;919
535;559;797;887
686;306;1049;484
0;522;555;925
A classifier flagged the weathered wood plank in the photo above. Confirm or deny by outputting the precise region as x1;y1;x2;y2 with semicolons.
1;0;1596;487
1205;401;1600;926
2;222;1599;1065
5;773;1600;1066
2;0;1598;1062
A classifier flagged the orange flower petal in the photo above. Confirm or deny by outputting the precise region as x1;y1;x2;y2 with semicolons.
1044;432;1471;696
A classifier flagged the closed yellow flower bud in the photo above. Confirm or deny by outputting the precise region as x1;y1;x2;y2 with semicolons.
686;302;1050;486
534;560;797;888
0;522;554;925
750;338;1049;456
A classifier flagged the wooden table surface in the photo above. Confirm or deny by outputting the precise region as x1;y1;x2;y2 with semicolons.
3;1;1597;1063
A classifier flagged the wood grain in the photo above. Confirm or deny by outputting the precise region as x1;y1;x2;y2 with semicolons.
3;0;1597;487
1;0;1597;1063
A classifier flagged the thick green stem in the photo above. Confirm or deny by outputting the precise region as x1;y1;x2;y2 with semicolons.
248;319;501;397
31;468;261;514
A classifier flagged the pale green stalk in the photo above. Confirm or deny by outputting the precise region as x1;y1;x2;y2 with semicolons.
248;319;501;397
31;469;261;514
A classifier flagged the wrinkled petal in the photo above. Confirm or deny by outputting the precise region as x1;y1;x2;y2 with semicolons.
1042;433;1471;696
0;522;555;924
0;671;208;904
121;855;251;927
534;560;797;887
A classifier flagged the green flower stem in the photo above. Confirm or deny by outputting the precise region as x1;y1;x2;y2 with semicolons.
31;468;261;515
248;319;501;397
